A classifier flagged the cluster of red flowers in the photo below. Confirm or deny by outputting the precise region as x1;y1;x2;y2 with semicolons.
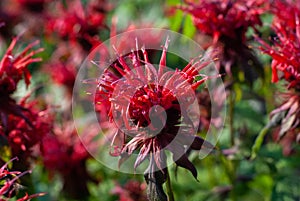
42;0;110;99
2;0;299;200
1;1;214;200
258;0;300;154
1;0;106;199
179;0;300;155
0;37;51;160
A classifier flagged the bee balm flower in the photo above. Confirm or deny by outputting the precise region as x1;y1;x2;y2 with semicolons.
0;37;43;128
46;0;107;51
95;38;215;181
179;0;266;43
258;1;300;89
72;29;225;201
178;0;268;84
258;0;300;154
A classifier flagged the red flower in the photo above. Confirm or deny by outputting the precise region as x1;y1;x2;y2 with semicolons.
0;37;48;162
96;38;214;180
179;0;267;84
0;96;52;159
258;0;300;89
0;37;43;129
94;37;218;200
47;62;76;93
258;1;300;154
40;122;98;199
41;122;90;173
46;0;107;51
179;0;266;43
44;43;82;95
0;37;42;94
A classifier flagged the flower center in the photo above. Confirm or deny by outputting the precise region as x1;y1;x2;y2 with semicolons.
128;84;177;137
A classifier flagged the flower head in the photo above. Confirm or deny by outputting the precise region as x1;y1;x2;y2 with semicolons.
258;0;300;89
179;0;266;43
40;122;90;174
258;0;300;153
95;38;215;179
40;122;98;199
43;43;82;95
46;0;107;51
0;37;43;130
0;37;42;95
179;0;267;84
1;96;52;159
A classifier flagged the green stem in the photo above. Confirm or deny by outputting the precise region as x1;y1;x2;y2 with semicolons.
250;125;270;160
165;168;175;201
229;89;235;146
219;152;235;184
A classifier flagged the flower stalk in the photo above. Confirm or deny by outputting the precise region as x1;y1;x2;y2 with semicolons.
165;168;175;201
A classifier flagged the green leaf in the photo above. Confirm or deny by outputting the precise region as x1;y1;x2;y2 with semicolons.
251;126;270;160
248;174;273;200
183;15;196;39
169;10;184;32
167;0;181;5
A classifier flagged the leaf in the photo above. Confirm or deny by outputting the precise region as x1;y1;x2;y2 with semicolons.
251;124;271;160
175;154;198;181
169;10;184;32
183;15;196;39
233;84;243;102
250;111;283;160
